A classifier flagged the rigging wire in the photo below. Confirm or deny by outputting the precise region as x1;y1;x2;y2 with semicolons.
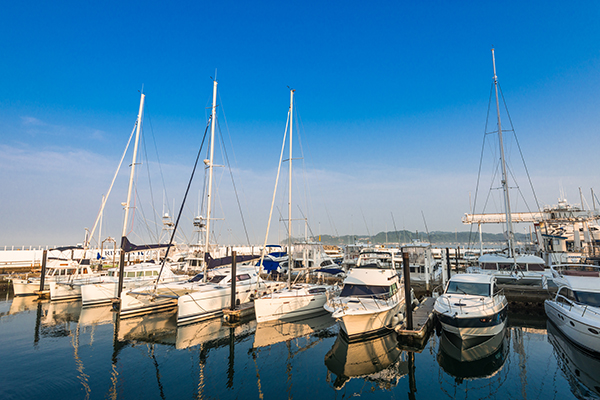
468;82;495;249
498;82;541;212
154;119;211;292
216;117;251;246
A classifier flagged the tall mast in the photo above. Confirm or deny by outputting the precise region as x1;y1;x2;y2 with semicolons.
117;92;144;302
122;93;145;239
288;89;294;287
203;79;218;281
492;49;516;259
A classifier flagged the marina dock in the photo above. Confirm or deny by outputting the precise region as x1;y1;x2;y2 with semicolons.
396;297;436;351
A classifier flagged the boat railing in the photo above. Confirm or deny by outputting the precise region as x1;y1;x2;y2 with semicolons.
326;291;396;311
555;294;600;319
439;291;505;313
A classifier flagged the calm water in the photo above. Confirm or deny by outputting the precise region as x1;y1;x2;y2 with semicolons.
0;290;598;400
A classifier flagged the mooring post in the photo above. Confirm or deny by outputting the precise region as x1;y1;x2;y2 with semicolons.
446;247;451;279
115;245;126;309
38;249;48;293
230;251;237;310
402;250;413;330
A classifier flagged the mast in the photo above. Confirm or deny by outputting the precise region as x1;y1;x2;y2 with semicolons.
203;79;218;282
287;89;294;287
492;48;516;260
117;92;145;301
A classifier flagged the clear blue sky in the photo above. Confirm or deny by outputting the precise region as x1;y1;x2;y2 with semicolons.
1;1;599;247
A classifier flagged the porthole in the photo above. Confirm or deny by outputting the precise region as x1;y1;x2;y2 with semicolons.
570;321;575;327
589;328;599;335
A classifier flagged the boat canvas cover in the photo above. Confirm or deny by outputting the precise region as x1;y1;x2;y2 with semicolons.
120;237;172;253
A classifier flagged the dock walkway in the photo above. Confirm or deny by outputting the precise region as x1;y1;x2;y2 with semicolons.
396;296;435;351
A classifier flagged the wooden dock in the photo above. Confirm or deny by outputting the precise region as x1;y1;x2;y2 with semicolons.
396;296;436;351
223;302;255;323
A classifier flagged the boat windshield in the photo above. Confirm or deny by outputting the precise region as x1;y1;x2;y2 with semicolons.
446;282;490;297
340;284;390;299
574;291;600;308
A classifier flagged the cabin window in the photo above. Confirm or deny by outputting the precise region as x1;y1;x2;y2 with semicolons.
498;263;512;271
446;282;490;296
209;275;226;284
527;264;545;272
137;272;144;277
321;260;333;267
482;263;497;270
144;271;153;276
66;269;75;275
308;287;327;294
574;291;600;307
340;284;390;299
236;274;251;282
126;272;136;278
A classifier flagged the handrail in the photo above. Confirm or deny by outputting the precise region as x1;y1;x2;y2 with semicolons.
555;294;600;318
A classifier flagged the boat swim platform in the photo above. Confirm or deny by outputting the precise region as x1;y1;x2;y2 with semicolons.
396;296;435;352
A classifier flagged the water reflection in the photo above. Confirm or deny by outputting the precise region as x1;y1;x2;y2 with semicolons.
547;320;600;399
253;311;335;349
437;328;509;381
324;331;408;390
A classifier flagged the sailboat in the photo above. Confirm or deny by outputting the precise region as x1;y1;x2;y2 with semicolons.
120;80;283;322
466;49;546;284
253;89;339;323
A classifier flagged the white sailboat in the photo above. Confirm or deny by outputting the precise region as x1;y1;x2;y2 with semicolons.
254;89;339;323
467;49;546;284
120;80;283;322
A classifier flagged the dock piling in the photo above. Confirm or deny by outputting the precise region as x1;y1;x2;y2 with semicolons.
402;250;413;330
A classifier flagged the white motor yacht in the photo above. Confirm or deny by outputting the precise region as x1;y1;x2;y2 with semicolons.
80;262;186;306
13;261;98;296
544;264;600;354
324;250;405;338
433;273;507;340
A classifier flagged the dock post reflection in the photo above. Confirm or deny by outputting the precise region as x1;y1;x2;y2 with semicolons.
408;351;417;400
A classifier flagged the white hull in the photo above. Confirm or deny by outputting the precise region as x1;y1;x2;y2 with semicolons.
82;276;186;307
254;285;331;323
12;280;47;296
333;301;402;338
438;319;506;340
545;299;600;354
178;280;285;325
49;282;82;301
49;277;104;301
119;289;181;318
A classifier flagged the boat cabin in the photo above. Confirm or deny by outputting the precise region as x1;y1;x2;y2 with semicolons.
478;254;545;272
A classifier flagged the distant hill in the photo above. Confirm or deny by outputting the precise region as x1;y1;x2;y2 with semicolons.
292;230;531;246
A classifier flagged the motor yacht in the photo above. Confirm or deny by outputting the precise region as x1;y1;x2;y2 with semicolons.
433;273;507;340
544;264;600;354
324;250;405;338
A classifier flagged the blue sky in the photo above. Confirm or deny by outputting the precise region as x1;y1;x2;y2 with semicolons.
1;1;600;247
